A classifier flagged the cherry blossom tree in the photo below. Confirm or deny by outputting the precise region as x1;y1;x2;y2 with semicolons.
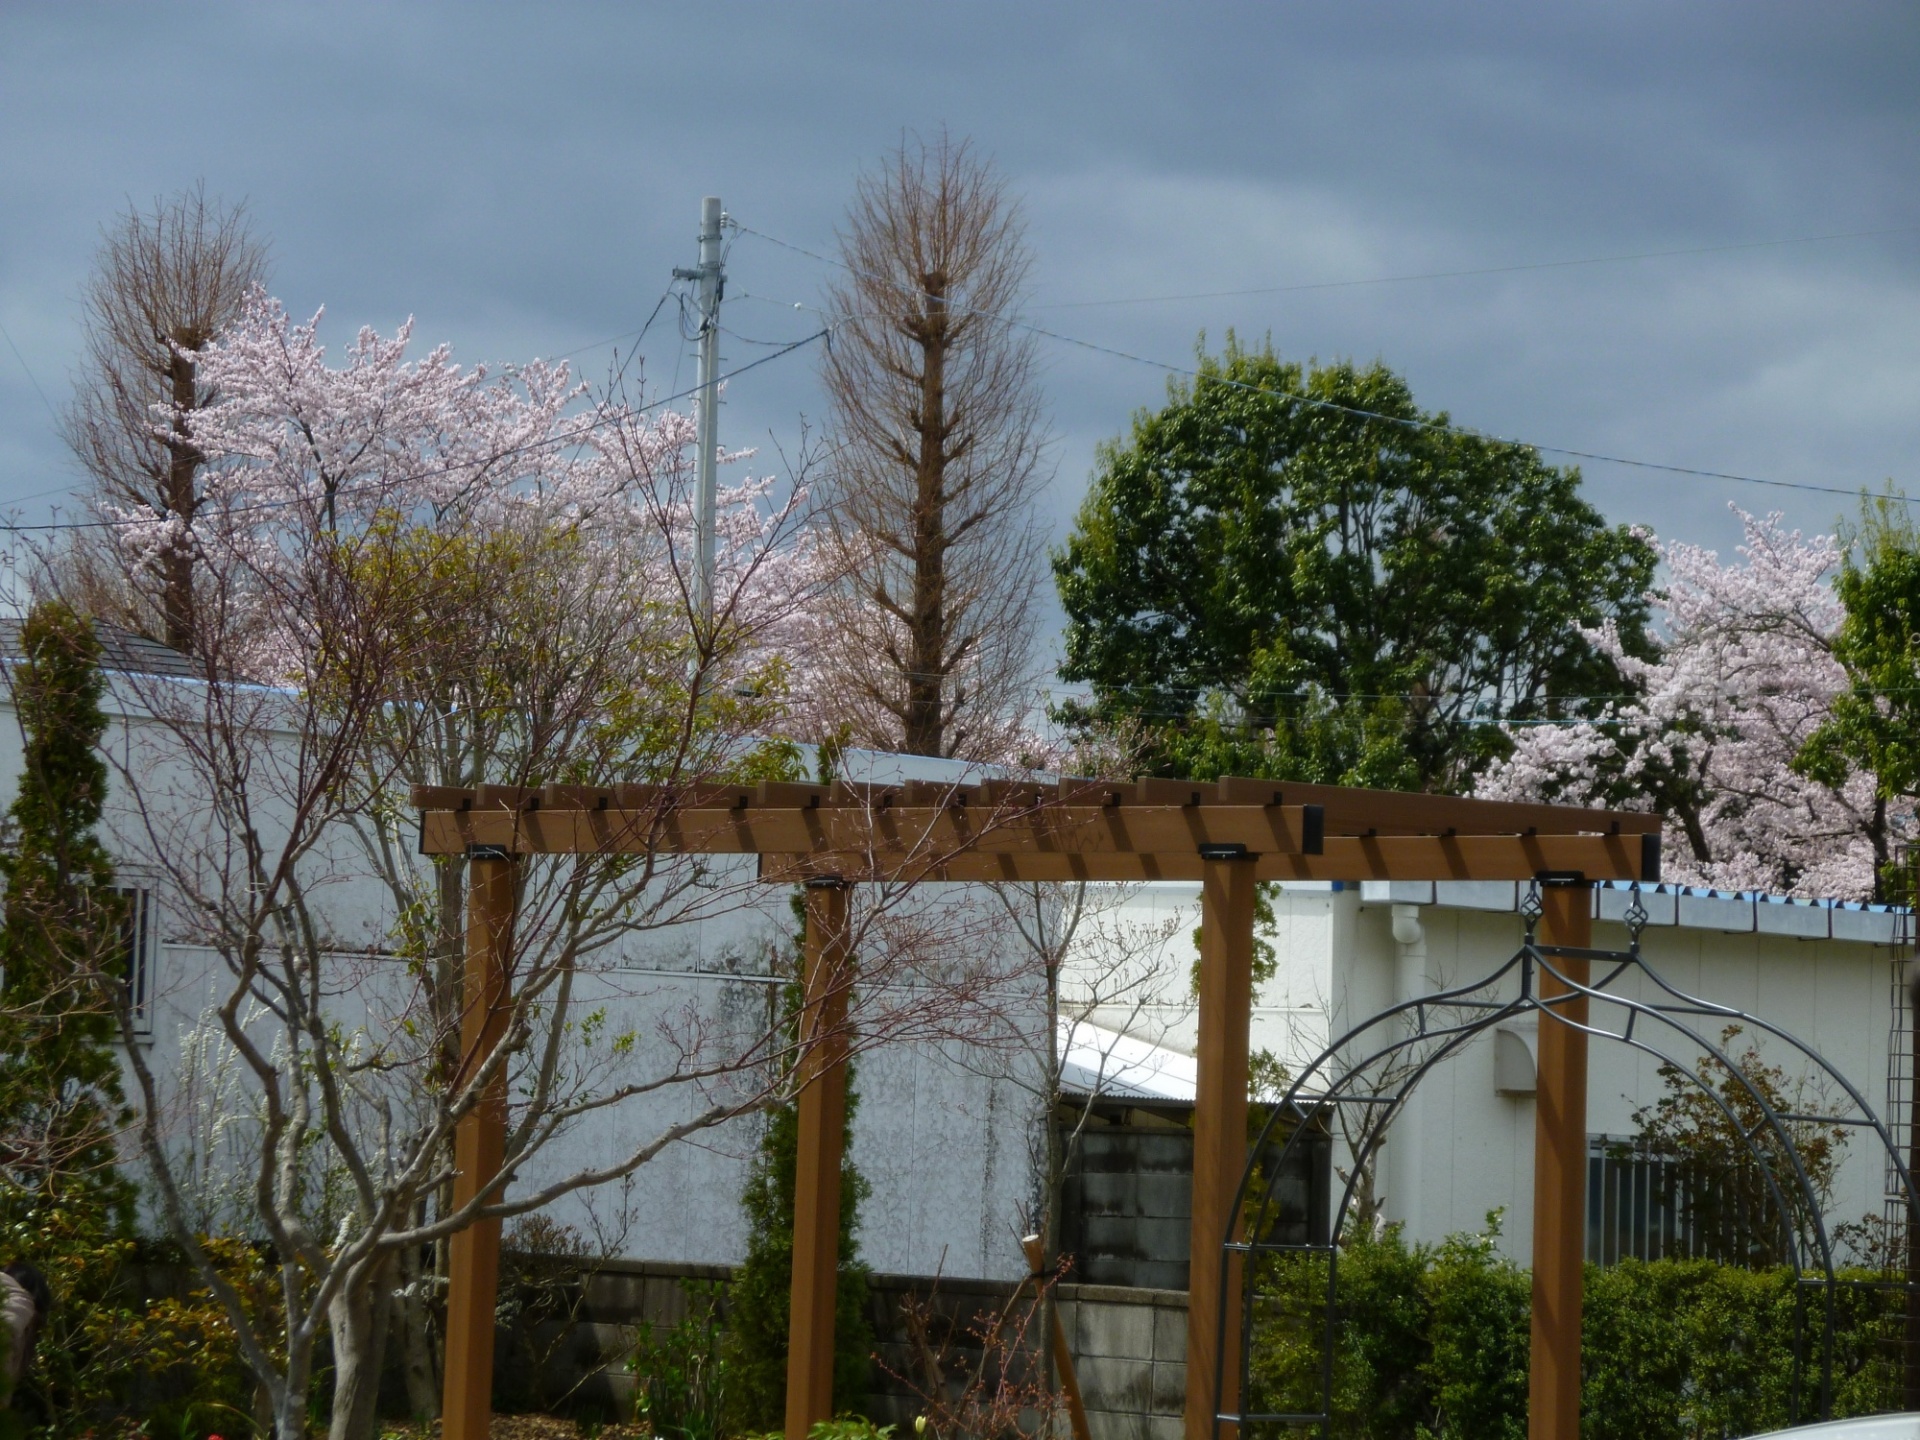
1477;508;1903;900
55;291;1009;1440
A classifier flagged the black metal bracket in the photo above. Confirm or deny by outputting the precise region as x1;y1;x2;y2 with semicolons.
1301;804;1325;855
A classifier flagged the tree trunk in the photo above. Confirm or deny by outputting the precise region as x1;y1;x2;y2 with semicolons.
1871;796;1892;904
329;1255;395;1440
1038;951;1063;1394
396;1236;443;1420
903;273;950;757
252;1380;276;1437
400;856;462;1417
162;350;201;654
275;1341;314;1440
1679;803;1713;866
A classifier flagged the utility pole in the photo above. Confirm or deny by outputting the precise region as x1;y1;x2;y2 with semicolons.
675;196;725;636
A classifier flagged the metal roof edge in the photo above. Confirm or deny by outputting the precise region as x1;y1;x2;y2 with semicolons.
1363;877;1910;945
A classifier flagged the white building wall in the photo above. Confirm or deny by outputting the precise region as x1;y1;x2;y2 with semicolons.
1345;888;1904;1263
2;685;1046;1283
19;660;1908;1287
1067;876;1908;1270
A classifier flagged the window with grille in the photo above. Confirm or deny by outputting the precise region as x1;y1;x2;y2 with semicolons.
1587;1136;1691;1264
1588;1134;1785;1265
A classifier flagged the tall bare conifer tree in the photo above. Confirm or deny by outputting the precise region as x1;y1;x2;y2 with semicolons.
814;132;1049;759
62;184;268;655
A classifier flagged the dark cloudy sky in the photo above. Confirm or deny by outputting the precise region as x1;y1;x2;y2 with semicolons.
3;3;1916;671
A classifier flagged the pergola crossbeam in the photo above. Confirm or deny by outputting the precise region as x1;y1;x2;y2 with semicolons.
421;802;1330;860
756;834;1651;885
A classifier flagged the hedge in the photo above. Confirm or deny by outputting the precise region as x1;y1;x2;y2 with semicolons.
1245;1219;1905;1440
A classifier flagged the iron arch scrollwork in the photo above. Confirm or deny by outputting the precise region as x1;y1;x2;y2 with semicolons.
1211;884;1920;1436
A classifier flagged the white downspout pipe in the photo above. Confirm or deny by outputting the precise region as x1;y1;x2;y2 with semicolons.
1390;902;1428;1239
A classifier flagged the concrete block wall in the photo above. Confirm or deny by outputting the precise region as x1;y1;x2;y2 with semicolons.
485;1255;1190;1436
1055;1284;1187;1440
861;1272;1036;1427
491;1257;733;1415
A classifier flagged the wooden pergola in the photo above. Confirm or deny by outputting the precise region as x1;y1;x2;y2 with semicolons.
414;776;1661;1440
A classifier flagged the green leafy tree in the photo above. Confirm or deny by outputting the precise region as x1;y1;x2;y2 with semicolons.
1796;496;1920;901
1053;337;1656;791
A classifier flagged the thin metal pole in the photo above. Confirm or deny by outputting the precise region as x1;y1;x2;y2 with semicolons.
1528;881;1592;1440
441;849;519;1440
1188;855;1257;1440
676;195;725;636
785;880;852;1440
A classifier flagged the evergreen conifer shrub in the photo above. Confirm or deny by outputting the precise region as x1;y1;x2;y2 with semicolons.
727;1034;874;1428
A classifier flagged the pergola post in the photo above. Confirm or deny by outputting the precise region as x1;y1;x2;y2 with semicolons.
1528;880;1592;1440
1187;855;1258;1440
785;878;854;1440
442;848;520;1440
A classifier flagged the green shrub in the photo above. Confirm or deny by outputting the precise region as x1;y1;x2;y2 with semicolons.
806;1421;894;1440
1246;1219;1904;1440
629;1284;731;1440
1422;1222;1529;1440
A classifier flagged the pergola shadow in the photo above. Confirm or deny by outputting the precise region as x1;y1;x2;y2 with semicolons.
1212;887;1920;1435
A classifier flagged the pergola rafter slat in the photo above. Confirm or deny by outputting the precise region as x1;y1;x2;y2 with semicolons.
416;775;1654;1440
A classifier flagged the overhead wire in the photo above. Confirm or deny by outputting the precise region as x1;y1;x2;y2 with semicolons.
720;318;822;347
604;283;677;393
1032;224;1920;311
727;220;1915;508
543;282;676;369
0;315;62;430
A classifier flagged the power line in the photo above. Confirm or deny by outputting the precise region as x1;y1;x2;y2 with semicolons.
0;313;62;429
544;286;675;367
602;283;678;391
729;220;1914;508
1032;225;1920;311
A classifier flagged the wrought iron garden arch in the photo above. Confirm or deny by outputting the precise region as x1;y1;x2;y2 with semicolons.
1213;883;1920;1435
